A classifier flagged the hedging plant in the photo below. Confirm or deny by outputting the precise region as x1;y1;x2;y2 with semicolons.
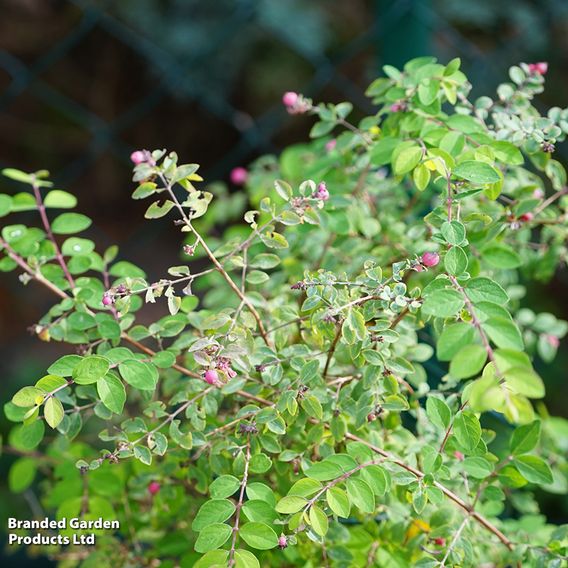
2;57;568;567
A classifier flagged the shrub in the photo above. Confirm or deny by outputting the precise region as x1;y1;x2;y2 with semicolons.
2;57;568;567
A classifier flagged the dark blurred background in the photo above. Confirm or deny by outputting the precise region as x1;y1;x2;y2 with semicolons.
1;0;567;565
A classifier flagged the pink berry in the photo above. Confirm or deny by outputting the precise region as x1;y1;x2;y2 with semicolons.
278;535;288;549
230;167;248;186
148;481;160;495
454;451;464;461
434;537;446;546
130;151;146;165
519;212;534;222
532;188;545;199
421;252;440;268
204;369;219;385
102;293;113;306
325;139;337;152
282;91;298;107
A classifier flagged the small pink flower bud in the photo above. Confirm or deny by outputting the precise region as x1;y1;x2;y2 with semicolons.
314;181;329;201
282;91;298;107
390;101;406;112
230;167;248;186
519;212;534;222
434;537;446;546
532;188;545;199
325;139;337;152
278;534;288;549
528;62;548;75
102;293;113;306
148;481;160;495
421;252;440;268
204;369;219;385
130;151;146;165
454;451;464;461
546;334;560;349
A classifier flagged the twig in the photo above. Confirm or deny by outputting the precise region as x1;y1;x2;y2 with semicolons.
228;437;252;567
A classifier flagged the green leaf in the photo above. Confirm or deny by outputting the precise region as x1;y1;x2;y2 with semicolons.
346;478;375;513
449;344;487;379
453;411;481;452
2;168;33;183
360;465;389;496
454;161;501;184
61;237;95;256
242;500;277;524
441;221;466;245
309;505;329;536
412;163;430;191
503;366;545;398
12;386;45;408
133;446;152;465
418;78;440;106
326;487;351;518
192;499;236;532
465;277;509;304
239;522;278;550
44;190;77;209
44;397;64;429
47;355;81;377
444;246;468;276
72;356;110;385
145;200;175;219
97;373;126;414
392;143;423;176
482;244;522;269
426;397;451;429
194;523;232;553
514;455;553;485
491;141;524;165
276;495;307;514
51;213;92;234
210;475;241;499
118;359;158;391
421;289;464;318
235;549;260;568
483;318;523;350
194;550;229;568
9;458;37;493
301;395;323;420
437;322;475;361
274;180;292;201
305;460;343;481
463;457;493;479
510;421;541;456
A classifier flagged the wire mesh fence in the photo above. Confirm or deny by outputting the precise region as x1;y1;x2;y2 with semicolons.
1;0;566;185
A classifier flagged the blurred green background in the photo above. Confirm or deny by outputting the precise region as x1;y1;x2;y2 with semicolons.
1;0;567;565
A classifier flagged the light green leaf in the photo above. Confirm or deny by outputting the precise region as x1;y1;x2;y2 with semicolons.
194;523;232;553
44;397;64;429
326;487;351;518
72;356;110;385
210;475;241;499
309;505;329;536
276;495;307;514
510;421;541;456
444;246;468;276
192;499;236;532
449;344;487;379
239;522;278;550
453;411;481;452
97;374;126;414
426;397;451;429
514;455;553;485
421;289;464;318
51;213;92;234
346;478;375;513
454;161;501;184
